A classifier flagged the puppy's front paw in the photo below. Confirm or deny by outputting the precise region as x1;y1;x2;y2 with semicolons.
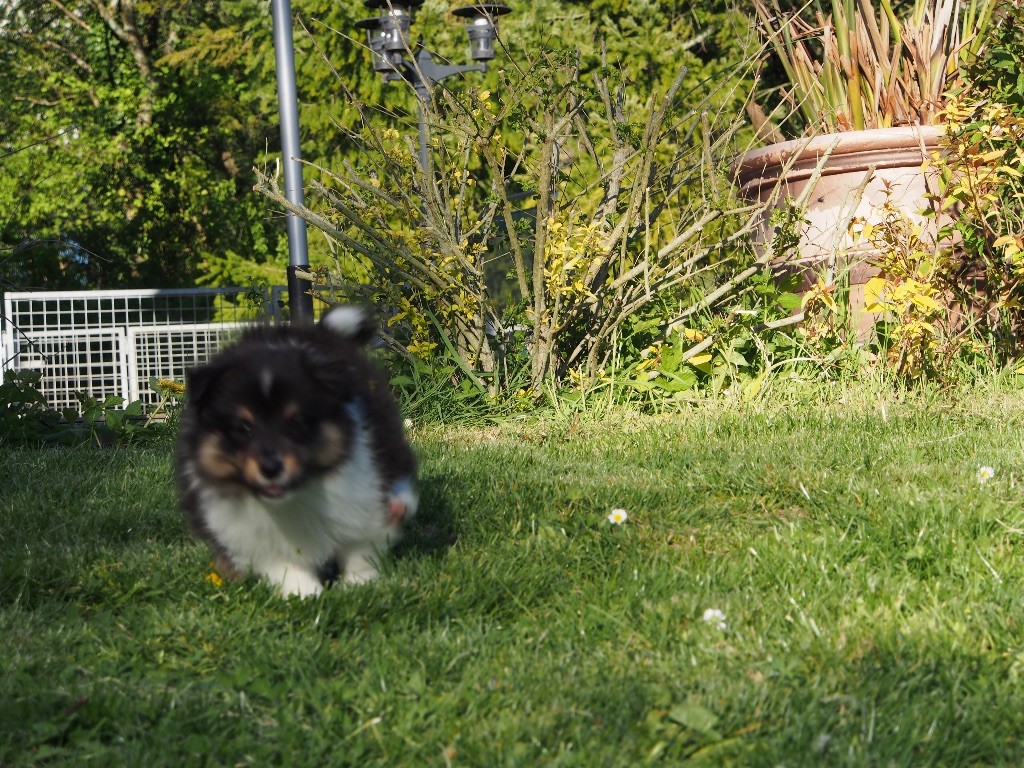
215;553;244;581
264;563;323;598
386;476;419;526
281;572;324;598
388;497;409;526
343;549;381;585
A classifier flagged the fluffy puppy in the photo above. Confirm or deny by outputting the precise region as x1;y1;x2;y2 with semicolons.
175;306;418;597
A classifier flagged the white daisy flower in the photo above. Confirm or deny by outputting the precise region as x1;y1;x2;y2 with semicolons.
977;466;995;484
702;608;727;631
607;508;628;525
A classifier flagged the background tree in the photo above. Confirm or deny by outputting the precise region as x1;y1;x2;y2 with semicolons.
1;0;750;292
0;0;283;288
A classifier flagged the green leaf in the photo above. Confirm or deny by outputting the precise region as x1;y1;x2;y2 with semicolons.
777;292;803;311
667;702;720;734
742;373;767;401
621;379;655;391
655;369;697;392
721;349;749;367
660;344;682;374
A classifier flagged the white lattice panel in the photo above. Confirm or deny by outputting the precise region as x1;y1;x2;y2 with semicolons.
13;329;129;412
3;287;275;335
0;287;289;413
127;323;247;405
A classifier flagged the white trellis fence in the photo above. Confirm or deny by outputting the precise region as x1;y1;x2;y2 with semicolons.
1;287;290;411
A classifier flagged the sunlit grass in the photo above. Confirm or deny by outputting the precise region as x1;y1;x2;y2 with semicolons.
3;382;1024;765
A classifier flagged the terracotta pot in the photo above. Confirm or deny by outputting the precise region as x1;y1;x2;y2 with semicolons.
733;125;945;338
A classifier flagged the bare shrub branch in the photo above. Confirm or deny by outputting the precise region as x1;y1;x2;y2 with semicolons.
256;45;773;392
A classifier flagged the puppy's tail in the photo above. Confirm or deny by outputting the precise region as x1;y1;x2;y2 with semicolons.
320;305;376;345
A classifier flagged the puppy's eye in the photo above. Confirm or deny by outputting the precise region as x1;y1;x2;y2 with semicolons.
232;419;254;439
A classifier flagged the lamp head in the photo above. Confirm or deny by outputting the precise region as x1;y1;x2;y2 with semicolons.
363;0;421;52
355;17;396;73
452;3;511;61
362;0;423;12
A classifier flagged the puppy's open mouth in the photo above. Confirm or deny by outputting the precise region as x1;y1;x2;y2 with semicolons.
256;483;290;499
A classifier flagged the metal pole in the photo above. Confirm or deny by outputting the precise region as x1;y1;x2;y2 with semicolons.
406;46;484;177
270;0;315;326
412;80;431;176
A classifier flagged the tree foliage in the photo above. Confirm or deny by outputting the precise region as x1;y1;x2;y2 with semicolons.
0;0;284;288
1;0;751;292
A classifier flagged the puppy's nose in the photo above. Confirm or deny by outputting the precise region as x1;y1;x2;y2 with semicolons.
258;453;284;479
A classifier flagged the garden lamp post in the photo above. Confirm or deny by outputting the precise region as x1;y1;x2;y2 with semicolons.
354;1;511;174
270;0;315;326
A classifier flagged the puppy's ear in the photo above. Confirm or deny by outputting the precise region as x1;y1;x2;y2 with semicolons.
185;356;233;410
320;305;377;347
304;350;359;402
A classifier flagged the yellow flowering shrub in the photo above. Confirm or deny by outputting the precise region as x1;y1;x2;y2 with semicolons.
846;95;1024;379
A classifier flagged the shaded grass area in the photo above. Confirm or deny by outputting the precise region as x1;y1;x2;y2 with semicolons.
4;388;1024;765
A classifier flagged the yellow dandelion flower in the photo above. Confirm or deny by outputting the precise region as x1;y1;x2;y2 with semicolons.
156;378;186;396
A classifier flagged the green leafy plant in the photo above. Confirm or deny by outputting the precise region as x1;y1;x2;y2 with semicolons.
384;347;531;425
71;392;147;446
613;269;807;402
849;97;1024;382
0;371;57;443
853;199;948;378
0;370;175;446
147;377;186;429
751;0;997;136
932;97;1024;363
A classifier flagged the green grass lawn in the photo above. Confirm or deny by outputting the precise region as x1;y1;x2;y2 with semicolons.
4;385;1024;765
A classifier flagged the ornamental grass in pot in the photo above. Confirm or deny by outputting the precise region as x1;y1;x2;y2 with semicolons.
736;0;997;339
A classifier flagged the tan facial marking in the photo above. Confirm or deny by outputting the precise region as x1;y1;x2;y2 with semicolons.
242;454;263;485
281;451;301;478
197;434;239;480
313;422;347;466
235;406;256;426
282;402;300;421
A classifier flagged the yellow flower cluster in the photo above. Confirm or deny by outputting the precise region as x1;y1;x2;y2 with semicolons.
379;127;406;164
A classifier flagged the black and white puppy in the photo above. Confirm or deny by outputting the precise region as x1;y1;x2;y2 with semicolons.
175;306;417;597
